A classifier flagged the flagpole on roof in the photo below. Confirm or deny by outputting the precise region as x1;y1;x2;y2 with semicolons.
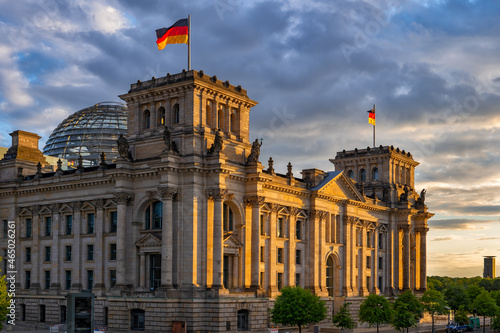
373;104;376;147
188;14;191;71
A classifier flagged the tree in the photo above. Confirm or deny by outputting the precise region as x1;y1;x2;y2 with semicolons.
444;284;472;312
358;294;393;333
270;286;327;333
331;302;355;333
392;290;424;333
467;285;485;302
454;305;469;325
492;290;500;307
421;289;447;333
473;291;499;333
491;309;500;333
0;260;10;330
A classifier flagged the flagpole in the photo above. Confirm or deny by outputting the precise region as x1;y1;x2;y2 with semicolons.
373;104;376;147
188;15;191;71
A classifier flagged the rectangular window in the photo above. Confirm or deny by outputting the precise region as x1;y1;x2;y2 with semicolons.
378;232;383;249
87;270;94;291
277;272;283;290
366;276;370;290
260;215;265;236
277;217;284;237
355;255;358;268
25;247;31;263
26;218;32;237
44;246;51;262
366;256;371;269
25;271;31;289
378;276;383;290
295;273;300;287
110;270;116;287
367;231;371;247
110;211;117;233
335;215;341;243
296;249;301;265
87;244;94;261
277;248;283;264
260;272;264;287
378;256;383;269
296;220;301;240
260;246;264;263
45;217;52;236
65;270;71;290
87;213;95;234
44;271;51;289
65;215;72;235
65;246;72;261
3;220;7;238
110;244;117;260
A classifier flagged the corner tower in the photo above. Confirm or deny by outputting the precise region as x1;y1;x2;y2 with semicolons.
119;70;257;161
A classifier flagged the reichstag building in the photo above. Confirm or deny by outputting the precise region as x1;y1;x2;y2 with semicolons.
0;70;433;332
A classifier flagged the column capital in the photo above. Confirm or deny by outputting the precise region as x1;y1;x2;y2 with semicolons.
95;199;105;209
158;187;179;200
399;224;411;232
347;216;359;225
114;192;135;205
71;201;83;212
415;227;429;234
206;188;230;201
244;195;265;207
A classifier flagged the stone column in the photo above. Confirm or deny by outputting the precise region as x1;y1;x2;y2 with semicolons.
159;187;177;289
319;213;327;295
288;209;299;286
342;215;353;296
139;252;146;289
307;210;322;295
267;204;279;296
401;225;411;290
373;227;380;294
93;200;105;294
245;196;264;289
71;202;82;291
50;205;60;291
232;255;238;289
418;227;428;291
360;221;369;296
211;189;227;289
114;193;134;288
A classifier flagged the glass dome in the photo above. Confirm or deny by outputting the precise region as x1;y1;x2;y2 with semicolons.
43;102;127;168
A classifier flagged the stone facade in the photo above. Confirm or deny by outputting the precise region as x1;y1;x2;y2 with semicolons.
0;70;433;332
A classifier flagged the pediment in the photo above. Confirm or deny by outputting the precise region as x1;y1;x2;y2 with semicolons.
310;171;365;202
136;233;162;248
223;234;243;249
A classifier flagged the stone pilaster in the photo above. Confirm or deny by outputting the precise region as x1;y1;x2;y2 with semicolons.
206;189;227;290
93;199;105;295
113;192;134;290
159;187;178;289
245;196;264;290
50;205;61;292
30;208;40;293
401;225;411;290
417;227;429;291
71;201;82;291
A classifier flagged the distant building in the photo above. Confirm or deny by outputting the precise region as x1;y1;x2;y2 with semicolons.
484;256;496;278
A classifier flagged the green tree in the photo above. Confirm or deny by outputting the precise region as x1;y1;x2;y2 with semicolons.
392;290;424;333
473;291;499;333
392;303;417;332
467;284;485;302
331;302;355;333
270;286;327;333
444;284;471;312
454;305;469;325
491;290;500;307
421;289;447;333
0;260;11;330
491;309;500;333
358;294;393;333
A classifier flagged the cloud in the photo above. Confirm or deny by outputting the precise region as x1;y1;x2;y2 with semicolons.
429;218;500;230
476;237;500;241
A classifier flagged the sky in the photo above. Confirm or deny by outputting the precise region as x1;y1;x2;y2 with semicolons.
0;0;499;278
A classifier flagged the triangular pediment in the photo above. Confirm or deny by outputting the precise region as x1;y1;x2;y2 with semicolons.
310;171;365;202
135;233;162;248
223;234;243;249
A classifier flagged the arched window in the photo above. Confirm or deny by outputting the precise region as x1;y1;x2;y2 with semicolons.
326;256;334;297
237;309;249;331
173;103;180;124
223;203;234;232
347;170;353;178
145;201;163;230
144;110;150;129
359;169;366;182
158;107;165;126
372;167;379;181
206;102;212;127
131;309;145;331
230;113;237;133
218;109;224;130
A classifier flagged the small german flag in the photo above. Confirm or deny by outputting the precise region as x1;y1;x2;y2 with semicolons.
156;18;189;50
368;108;375;125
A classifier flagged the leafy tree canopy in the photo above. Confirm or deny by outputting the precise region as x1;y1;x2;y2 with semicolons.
270;286;327;333
392;303;418;332
444;284;471;311
454;305;470;325
421;289;447;315
394;290;424;323
473;291;499;318
359;294;393;327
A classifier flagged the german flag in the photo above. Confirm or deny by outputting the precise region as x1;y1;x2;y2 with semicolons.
156;18;189;50
368;109;375;125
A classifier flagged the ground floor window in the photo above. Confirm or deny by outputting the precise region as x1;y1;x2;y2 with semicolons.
60;305;66;323
20;304;25;321
131;309;145;331
237;309;249;331
40;304;46;322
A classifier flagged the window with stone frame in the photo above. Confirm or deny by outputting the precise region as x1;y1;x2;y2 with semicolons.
87;270;94;291
145;201;163;230
173;103;180;124
260;215;265;236
25;218;32;237
2;220;7;239
237;309;249;331
158;106;165;126
25;271;31;289
65;215;72;235
45;216;51;236
366;256;371;269
295;273;300;287
65;270;71;290
277;247;283;264
44;246;51;262
65;245;72;261
223;203;234;232
110;270;116;287
277;272;283;290
372;167;379;180
110;243;117;260
295;249;301;265
378;256;383;269
277;217;284;238
131;309;145;331
260;246;264;262
295;219;302;240
110;211;117;233
25;247;31;262
44;270;50;289
87;244;94;261
144;110;151;129
87;213;95;234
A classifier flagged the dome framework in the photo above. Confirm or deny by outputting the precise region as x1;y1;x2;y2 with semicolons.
43;102;127;168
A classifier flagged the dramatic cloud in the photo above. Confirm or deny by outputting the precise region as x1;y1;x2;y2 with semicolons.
1;0;500;276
